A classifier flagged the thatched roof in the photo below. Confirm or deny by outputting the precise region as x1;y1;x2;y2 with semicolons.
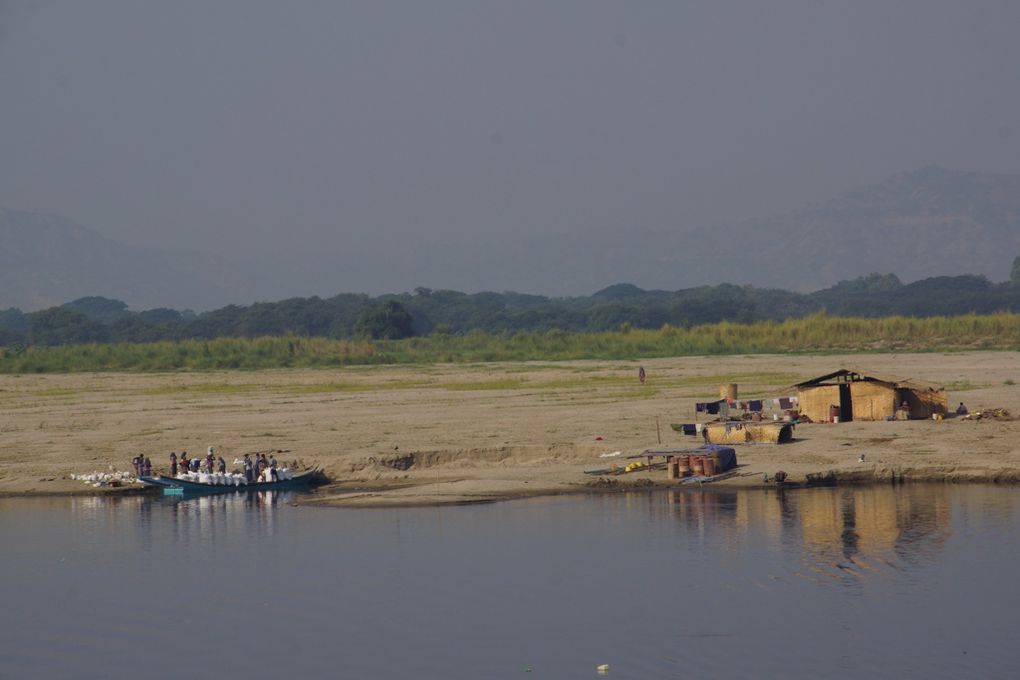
791;368;944;393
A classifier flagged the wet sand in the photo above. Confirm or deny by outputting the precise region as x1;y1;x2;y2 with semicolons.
1;352;1018;506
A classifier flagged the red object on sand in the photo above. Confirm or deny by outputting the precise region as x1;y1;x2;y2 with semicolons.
595;436;603;441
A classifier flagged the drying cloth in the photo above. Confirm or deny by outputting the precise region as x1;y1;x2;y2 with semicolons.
779;397;793;410
682;424;696;435
706;402;720;415
696;402;707;413
748;400;763;412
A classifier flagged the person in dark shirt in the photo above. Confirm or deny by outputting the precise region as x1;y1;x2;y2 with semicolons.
217;456;226;474
170;452;178;476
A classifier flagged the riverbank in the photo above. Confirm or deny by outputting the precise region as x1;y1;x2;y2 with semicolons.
1;352;1018;505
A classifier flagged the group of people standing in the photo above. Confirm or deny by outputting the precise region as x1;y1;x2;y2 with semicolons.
168;447;226;477
137;447;282;483
243;452;279;483
131;454;152;477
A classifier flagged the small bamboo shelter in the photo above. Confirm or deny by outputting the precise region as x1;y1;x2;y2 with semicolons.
793;369;947;422
702;421;793;444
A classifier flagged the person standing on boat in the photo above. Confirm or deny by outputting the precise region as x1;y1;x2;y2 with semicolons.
170;452;178;477
217;456;226;474
179;452;188;474
259;454;269;481
205;447;215;473
142;457;152;476
243;454;253;482
132;454;142;477
268;454;278;482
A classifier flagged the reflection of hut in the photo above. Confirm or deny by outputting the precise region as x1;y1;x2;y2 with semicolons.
702;421;793;444
793;369;947;422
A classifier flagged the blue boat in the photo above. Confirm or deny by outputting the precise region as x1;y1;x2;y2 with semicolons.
139;470;324;495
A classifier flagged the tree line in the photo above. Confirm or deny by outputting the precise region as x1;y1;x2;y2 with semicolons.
2;265;1020;347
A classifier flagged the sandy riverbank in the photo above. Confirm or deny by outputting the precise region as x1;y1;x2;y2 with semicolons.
1;352;1018;506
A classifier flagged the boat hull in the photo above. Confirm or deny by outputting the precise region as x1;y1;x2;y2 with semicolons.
139;471;322;495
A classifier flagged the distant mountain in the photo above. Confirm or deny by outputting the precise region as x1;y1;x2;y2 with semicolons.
4;166;1020;308
711;165;1020;291
0;208;281;310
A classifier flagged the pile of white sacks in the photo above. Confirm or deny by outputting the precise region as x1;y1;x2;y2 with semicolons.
258;468;294;483
70;471;135;487
177;471;249;486
176;468;295;485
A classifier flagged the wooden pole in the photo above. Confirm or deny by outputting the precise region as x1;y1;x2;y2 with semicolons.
656;416;662;444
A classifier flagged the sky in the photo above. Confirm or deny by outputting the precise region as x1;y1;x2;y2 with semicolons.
2;0;1020;295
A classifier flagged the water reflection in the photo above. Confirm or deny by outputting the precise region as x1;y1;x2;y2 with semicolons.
4;485;1020;679
662;485;957;587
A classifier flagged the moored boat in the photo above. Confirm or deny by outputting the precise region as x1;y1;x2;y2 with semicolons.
139;469;323;495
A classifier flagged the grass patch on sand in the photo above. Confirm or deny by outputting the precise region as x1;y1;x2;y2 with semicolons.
4;312;1020;373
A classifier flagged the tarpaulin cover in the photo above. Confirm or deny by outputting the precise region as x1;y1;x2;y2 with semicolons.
696;444;737;472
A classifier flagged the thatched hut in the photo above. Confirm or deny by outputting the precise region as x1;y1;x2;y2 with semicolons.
793;369;947;422
702;421;794;444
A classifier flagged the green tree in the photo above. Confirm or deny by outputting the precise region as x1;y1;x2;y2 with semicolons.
354;300;415;339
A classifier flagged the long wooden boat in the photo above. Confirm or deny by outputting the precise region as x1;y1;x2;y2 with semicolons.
139;470;323;495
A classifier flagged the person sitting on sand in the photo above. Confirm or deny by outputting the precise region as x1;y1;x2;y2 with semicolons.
956;402;969;415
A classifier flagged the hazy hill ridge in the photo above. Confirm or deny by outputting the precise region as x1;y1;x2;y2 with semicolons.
3;166;1019;309
0;208;266;310
715;165;1020;290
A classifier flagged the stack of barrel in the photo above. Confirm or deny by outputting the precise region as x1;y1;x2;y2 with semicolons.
666;453;719;479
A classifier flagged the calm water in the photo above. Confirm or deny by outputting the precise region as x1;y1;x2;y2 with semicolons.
2;485;1019;679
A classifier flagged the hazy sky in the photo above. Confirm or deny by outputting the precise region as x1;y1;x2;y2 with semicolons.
2;0;1020;293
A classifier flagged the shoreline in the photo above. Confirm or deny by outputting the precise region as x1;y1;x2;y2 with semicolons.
2;351;1018;506
6;456;1020;507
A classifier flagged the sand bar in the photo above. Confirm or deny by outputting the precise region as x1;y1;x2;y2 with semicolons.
1;352;1018;506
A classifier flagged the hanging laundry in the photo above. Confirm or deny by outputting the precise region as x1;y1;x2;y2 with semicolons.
696;402;707;413
779;397;793;410
748;400;763;412
682;424;696;436
706;402;720;415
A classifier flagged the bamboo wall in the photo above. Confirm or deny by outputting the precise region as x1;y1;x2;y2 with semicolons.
798;385;840;422
848;382;897;421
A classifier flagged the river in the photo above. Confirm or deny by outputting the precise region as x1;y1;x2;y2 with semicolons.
2;484;1019;679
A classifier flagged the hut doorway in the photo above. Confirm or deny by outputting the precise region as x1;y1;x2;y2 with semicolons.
839;383;854;422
